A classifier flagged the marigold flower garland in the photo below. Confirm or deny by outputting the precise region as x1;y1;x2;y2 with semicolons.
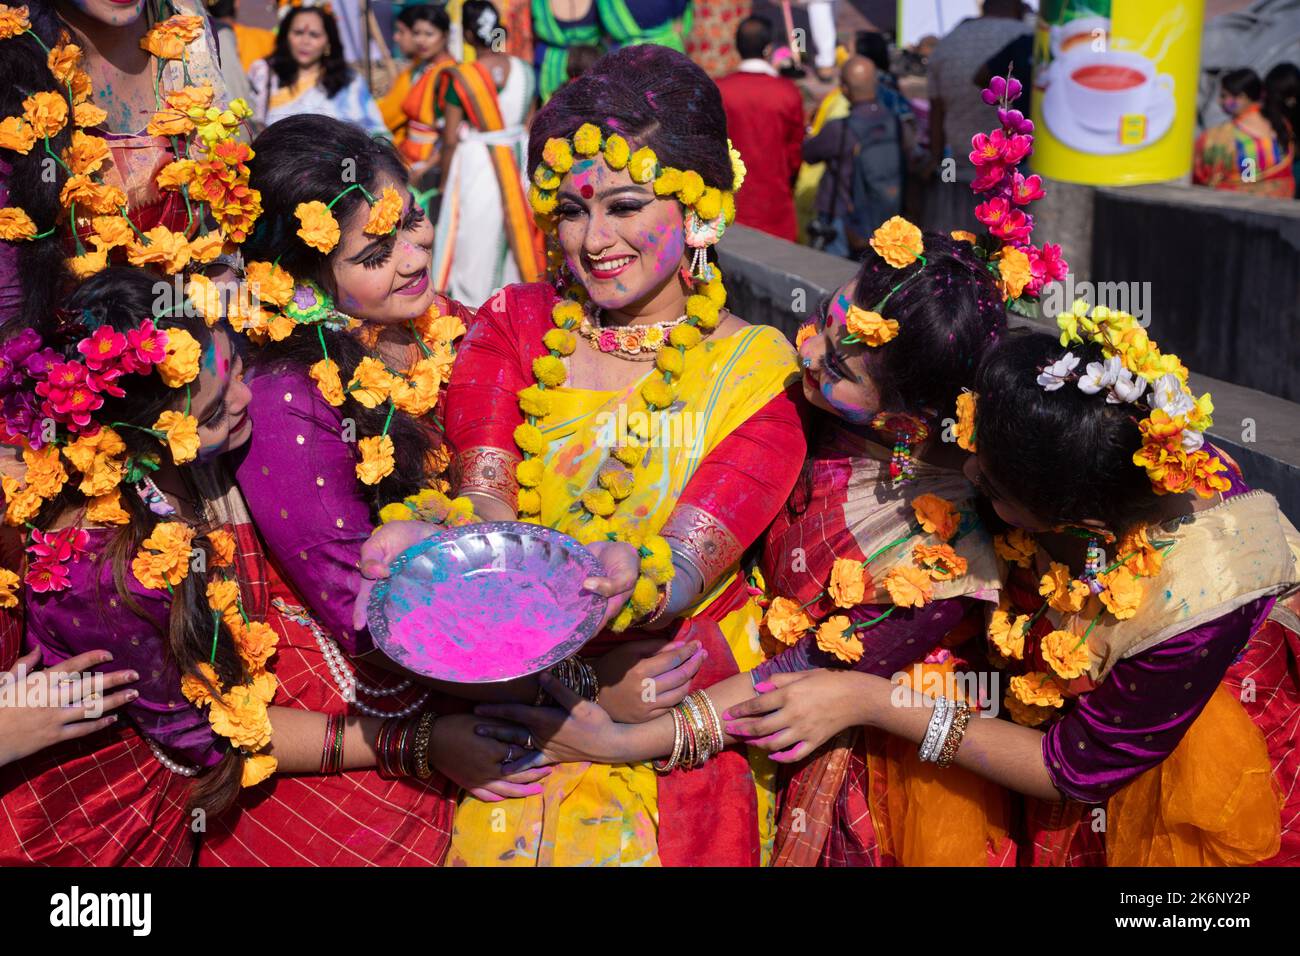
520;124;740;630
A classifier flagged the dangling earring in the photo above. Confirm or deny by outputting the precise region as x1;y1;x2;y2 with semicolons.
1083;536;1106;593
870;411;930;487
683;209;725;284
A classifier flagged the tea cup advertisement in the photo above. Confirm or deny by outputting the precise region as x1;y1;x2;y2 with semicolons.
1031;0;1205;185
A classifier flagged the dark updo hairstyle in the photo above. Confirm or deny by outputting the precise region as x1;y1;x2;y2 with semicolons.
528;44;734;194
850;231;1007;417
974;332;1166;534
270;6;352;98
33;267;249;815
241;114;437;511
462;0;502;48
0;3;75;334
397;3;450;33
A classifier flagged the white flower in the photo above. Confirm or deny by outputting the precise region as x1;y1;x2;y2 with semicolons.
1181;429;1204;453
1078;355;1122;395
1150;373;1194;418
1108;368;1147;404
1036;352;1080;391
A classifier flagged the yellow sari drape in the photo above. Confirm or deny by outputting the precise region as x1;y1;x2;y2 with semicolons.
446;325;800;866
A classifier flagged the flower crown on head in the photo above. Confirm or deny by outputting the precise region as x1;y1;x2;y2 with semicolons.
292;183;404;256
1038;303;1227;500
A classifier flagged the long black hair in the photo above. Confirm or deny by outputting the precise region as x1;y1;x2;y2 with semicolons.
1265;62;1300;153
1222;67;1292;146
269;6;353;98
0;2;74;334
974;332;1166;534
241;114;437;511
33;267;249;814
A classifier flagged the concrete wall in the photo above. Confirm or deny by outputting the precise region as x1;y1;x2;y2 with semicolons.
717;223;1300;523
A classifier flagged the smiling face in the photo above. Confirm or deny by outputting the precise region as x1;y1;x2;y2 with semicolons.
61;0;146;26
190;329;252;459
288;11;329;69
798;282;880;424
554;157;690;314
330;179;435;324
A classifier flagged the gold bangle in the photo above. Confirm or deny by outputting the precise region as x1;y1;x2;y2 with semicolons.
936;702;972;769
641;579;674;626
653;707;685;773
411;711;438;779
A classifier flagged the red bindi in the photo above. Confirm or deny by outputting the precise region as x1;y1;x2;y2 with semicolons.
580;184;594;199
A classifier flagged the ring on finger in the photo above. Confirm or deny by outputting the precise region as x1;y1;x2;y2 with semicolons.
524;733;535;750
503;744;515;765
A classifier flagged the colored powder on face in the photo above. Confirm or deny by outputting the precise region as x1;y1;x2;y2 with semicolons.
827;291;852;328
821;378;871;423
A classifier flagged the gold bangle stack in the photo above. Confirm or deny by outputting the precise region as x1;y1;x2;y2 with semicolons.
653;690;723;774
641;579;674;626
536;656;599;705
936;702;972;769
411;711;438;779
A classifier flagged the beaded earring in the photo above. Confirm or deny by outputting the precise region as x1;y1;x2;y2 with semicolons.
870;411;930;487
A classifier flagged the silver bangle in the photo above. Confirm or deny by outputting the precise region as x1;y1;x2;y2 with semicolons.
919;696;951;763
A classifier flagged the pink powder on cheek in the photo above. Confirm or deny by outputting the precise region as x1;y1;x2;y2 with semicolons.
650;221;686;281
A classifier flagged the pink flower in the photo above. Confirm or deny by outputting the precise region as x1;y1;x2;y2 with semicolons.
981;75;1023;107
35;361;104;430
1000;131;1033;165
991;209;1033;245
597;329;617;352
974;197;1011;230
969;132;1004;167
77;326;127;372
122;321;168;374
971;163;1009;194
1024;243;1069;297
88;367;125;399
1009;172;1046;206
25;558;72;593
26;527;90;565
998;108;1034;136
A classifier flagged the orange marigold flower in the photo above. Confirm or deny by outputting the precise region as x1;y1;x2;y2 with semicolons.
127;224;191;274
154;410;199;464
156;158;197;191
47;40;82;83
0;207;36;241
295;200;339;253
1116;526;1163;578
795;323;815;348
364;186;403;236
207;528;236;568
763;596;813;646
0;567;19;609
164;84;214;111
348;357;395;409
235;620;278;673
209;681;274;751
815;615;864;663
1098;566;1143;620
844;306;899;347
145;107;194;138
131;521;196;590
59;174;126;214
1041;629;1092;680
86;490;130;525
827;557;868;608
180;662;221;707
869;215;923;269
955;390;977;452
244;260;294;307
951;230;977;244
913;542;967;581
987;605;1028;659
23;444;67;499
67;242;108;279
157;327;201;387
1008;671;1065;708
207;578;240;615
61;129;108;175
0;116;36;154
1038;561;1089;614
241;752;278;787
883;564;933;608
912;493;960;541
390;358;443;417
996;246;1032;300
993;527;1037;568
140;14;203;59
74;101;107;128
0;4;31;40
90;214;134;249
1004;693;1056;728
21;91;67;138
187;231;224;264
357;434;396;485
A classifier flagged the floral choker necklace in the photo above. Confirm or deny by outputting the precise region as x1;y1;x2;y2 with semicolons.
578;310;696;361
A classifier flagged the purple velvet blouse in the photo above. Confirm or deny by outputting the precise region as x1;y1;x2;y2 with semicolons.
234;365;374;655
24;529;226;768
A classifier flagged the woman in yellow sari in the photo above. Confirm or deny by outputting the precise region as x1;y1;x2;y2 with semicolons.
361;45;806;865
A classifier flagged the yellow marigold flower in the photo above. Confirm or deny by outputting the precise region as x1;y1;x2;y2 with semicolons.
235;620;278;673
241;752;278;787
678;170;705;205
955;390;977;452
390;357;443;417
0;567;19;608
1038;561;1089;614
996;246;1032;300
669;324;702;349
295;200;340;253
364;186;403;236
612;441;643;467
695;187;722;221
532;354;567;388
1116;526;1162;578
517;488;541;515
513;423;546;456
883;564;934;608
22;91;67;138
0;207;36;241
951;230;977;244
721;190;737;226
2;476;43;526
1098;566;1143;620
759;595;811;647
728;139;746;190
572;123;603;156
86;490;130;526
628;146;658;183
67;242;108;278
189;233;225;267
1004;693;1056;727
127;224;191;274
655;347;684;377
913;543;967;581
518;385;552;419
542;328;576;355
629;574;660;615
209;683;273;751
870;215;923;268
244;260;293;308
654;167;683;197
604;134;630;170
815;615;864;663
515;457;544;488
22;445;67;499
61;130;109;176
156;328;200;388
1008;672;1065;708
0;115;36;154
686;294;720;329
1042;629;1092;680
131;521;196;590
598;465;635;500
74;101;107;128
828;557;868;608
0;4;31;40
641;375;676;409
541;137;574;173
533;164;561;189
154;410;199;464
993;528;1036;568
795;323;816;348
356;434;395;485
844;306;898;347
140;14;203;59
641;535;674;584
181;662;220;707
987;606;1027;659
912;493;959;541
610;603;637;632
582;488;616;517
347;357;395;409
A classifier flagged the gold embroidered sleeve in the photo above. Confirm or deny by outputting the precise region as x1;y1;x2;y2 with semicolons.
660;504;743;589
452;445;520;506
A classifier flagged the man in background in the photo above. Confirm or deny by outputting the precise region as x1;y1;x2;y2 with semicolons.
716;16;806;242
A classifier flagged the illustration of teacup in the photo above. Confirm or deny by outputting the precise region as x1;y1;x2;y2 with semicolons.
1060;49;1172;133
1050;15;1109;57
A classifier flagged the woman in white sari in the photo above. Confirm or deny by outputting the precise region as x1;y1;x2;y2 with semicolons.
248;3;386;137
433;0;544;306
